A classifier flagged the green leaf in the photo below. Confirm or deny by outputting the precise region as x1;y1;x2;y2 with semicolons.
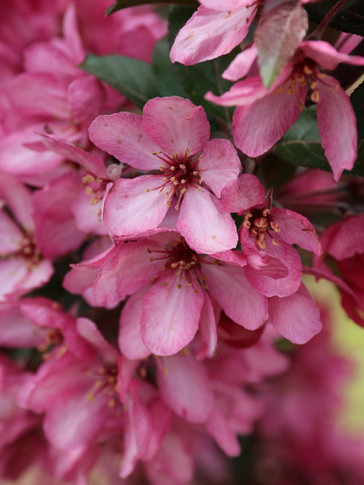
80;54;159;108
255;1;308;88
152;39;187;97
106;0;198;16
168;6;235;123
305;0;364;36
275;106;331;171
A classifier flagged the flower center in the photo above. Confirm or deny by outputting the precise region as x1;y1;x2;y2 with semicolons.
0;232;42;267
243;208;281;249
153;150;203;209
87;364;122;411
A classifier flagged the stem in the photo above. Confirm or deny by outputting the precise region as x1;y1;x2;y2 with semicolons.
309;0;348;39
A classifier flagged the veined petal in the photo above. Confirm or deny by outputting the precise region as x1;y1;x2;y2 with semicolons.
198;139;241;198
316;75;357;181
142;97;210;158
140;270;203;356
202;261;268;330
233;79;305;157
89;113;161;171
103;176;169;237
268;283;322;344
177;188;238;254
221;174;266;213
157;353;214;423
170;5;256;65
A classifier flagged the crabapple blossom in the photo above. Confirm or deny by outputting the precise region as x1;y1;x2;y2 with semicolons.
89;96;241;254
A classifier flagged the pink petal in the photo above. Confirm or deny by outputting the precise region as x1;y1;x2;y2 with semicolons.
89;113;161;171
244;236;302;297
198;139;241;197
202;260;268;330
157;353;214;423
197;294;218;360
200;0;251;9
177;187;238;254
271;208;321;255
0;212;23;252
67;76;105;132
119;287;152;360
142;96;210;157
299;40;364;71
233;78;305;157
222;44;257;81
268;283;322;343
0;173;35;231
221;174;266;213
206;408;241;456
0;303;47;347
316;75;357;181
76;318;119;363
205;76;268;107
319;215;364;260
140;270;203;356
103;176;169;237
170;6;256;65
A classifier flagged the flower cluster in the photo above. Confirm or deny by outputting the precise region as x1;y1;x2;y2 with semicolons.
0;0;363;484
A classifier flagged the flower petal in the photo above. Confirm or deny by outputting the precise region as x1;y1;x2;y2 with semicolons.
299;40;364;71
268;283;322;343
221;174;266;213
140;270;203;356
177;187;238;254
316;75;357;181
222;44;257;81
103;176;169;237
142;96;210;157
89;113;161;171
198;139;241;198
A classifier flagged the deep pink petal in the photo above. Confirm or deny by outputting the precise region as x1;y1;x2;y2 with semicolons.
299;40;364;71
271;207;321;255
221;174;266;213
0;303;47;347
233;79;305;157
177;188;238;254
198;139;241;197
170;5;256;65
197;294;218;360
206;408;241;456
140;271;203;356
222;44;257;81
119;287;152;360
316;75;357;181
142;97;210;157
89;113;161;170
319;215;364;260
67;76;105;133
103;176;169;237
268;283;322;344
200;0;251;9
157;353;214;423
202;260;268;330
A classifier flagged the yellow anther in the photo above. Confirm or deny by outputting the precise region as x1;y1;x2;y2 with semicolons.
310;90;320;103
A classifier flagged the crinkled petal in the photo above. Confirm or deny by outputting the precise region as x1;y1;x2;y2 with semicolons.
198;139;241;197
221;174;266;213
157;353;214;423
177;187;238;254
268;283;322;344
103;176;169;237
89;113;161;170
170;5;256;65
316;75;357;181
140;271;203;356
142;97;210;157
202;260;268;330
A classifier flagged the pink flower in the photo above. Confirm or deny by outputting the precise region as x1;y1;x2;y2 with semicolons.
89;96;241;254
206;40;364;180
